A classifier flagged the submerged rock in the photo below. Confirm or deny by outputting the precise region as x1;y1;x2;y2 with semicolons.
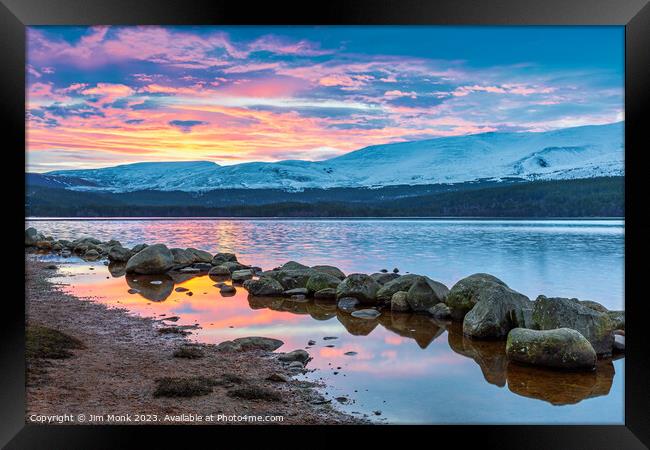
125;244;175;274
506;328;596;371
351;308;381;319
531;296;615;357
336;274;381;303
337;297;360;312
462;284;532;339
446;273;508;319
244;277;284;296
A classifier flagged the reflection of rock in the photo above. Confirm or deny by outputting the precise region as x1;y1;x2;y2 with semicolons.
125;274;174;302
447;323;508;387
248;296;285;311
307;301;337;321
108;262;127;278
336;310;378;336
379;312;446;349
167;271;202;284
507;360;615;405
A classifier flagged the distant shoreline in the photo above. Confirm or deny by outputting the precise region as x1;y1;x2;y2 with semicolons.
26;216;625;221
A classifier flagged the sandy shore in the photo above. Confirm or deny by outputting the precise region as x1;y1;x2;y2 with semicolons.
25;257;362;425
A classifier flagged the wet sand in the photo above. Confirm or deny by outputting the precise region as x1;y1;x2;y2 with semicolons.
25;258;363;425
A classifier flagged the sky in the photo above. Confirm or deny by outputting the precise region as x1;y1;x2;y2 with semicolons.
26;26;624;172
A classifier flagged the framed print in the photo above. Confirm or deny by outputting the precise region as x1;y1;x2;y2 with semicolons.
1;0;648;447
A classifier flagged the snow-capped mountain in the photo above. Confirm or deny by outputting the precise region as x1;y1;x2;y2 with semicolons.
43;122;624;193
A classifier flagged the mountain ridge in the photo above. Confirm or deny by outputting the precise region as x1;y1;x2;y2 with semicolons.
35;122;624;193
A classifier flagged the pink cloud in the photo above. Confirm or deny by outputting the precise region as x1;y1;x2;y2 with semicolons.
81;83;134;104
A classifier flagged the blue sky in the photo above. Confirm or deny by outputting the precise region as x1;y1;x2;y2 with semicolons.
27;26;624;171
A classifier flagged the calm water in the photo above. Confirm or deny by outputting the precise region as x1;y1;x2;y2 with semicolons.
27;218;625;424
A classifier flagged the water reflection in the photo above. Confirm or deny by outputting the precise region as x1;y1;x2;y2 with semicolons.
48;258;623;423
28;219;625;309
125;274;174;302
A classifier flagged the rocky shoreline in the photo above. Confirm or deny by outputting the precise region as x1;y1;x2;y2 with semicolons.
26;227;625;372
25;256;366;424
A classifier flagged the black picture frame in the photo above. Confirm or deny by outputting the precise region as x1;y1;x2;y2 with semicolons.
2;0;648;447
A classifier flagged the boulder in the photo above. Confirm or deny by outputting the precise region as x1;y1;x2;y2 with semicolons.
506;328;597;371
390;291;410;312
108;245;133;263
446;273;508;318
25;228;45;246
170;248;196;267
244;277;284;296
278;349;310;363
376;274;449;305
186;248;213;264
311;265;346;280
211;253;238;265
462;283;532;339
613;334;625;352
261;267;315;290
371;272;400;285
429;302;452;319
531;296;615;356
281;261;310;271
337;297;360;313
314;288;337;300
219;261;250;274
336;274;382;303
306;272;341;293
216;336;284;352
131;243;148;253
208;265;231;277
406;276;447;312
125;244;175;274
231;269;254;283
607;310;625;330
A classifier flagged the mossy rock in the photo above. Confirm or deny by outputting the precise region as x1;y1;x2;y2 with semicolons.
531;296;615;357
506;327;596;371
462;283;532;339
446;273;508;318
26;324;85;359
306;272;341;293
